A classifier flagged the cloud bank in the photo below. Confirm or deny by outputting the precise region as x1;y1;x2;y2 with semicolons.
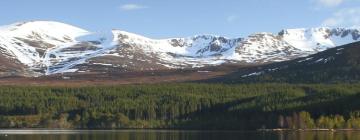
121;4;148;11
315;0;344;7
322;7;360;27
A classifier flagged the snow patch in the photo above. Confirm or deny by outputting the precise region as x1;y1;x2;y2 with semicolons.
241;71;264;78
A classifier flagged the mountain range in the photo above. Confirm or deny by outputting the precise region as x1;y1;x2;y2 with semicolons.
0;21;360;80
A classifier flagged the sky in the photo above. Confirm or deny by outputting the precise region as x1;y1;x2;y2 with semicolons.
0;0;359;38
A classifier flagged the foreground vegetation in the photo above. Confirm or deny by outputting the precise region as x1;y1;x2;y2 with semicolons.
1;83;360;130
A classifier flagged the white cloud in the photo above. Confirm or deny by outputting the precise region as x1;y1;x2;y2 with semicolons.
120;4;148;11
226;15;238;23
322;7;360;27
315;0;344;7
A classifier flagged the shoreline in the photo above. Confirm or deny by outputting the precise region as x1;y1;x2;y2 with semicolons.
257;128;360;132
1;129;360;135
0;129;253;134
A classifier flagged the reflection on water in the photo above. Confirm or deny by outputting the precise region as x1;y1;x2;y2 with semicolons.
1;130;360;140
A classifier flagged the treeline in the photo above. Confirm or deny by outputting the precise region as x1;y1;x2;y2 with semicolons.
0;83;360;130
278;111;360;129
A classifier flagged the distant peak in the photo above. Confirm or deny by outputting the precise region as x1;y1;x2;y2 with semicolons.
10;20;84;29
0;20;90;41
112;29;152;41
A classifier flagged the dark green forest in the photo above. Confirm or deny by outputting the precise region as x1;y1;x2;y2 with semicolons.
1;83;360;130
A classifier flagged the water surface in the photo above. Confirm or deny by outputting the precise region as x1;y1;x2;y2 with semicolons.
0;130;360;140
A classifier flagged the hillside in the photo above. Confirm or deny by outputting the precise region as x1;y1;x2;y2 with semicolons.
208;41;360;83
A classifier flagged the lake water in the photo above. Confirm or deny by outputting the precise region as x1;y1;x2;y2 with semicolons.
0;130;360;140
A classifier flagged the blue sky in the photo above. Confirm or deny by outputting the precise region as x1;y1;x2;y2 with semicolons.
0;0;359;38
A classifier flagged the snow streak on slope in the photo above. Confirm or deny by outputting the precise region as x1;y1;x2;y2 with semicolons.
0;21;89;69
44;31;117;74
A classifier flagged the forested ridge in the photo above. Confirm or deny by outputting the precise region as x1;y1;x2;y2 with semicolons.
1;83;360;130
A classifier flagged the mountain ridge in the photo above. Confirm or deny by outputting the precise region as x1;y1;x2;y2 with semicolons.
205;41;360;83
0;21;359;77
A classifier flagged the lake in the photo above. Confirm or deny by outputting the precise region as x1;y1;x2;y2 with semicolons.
0;130;360;140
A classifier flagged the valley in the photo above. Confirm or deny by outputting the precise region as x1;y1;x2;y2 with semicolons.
1;20;360;131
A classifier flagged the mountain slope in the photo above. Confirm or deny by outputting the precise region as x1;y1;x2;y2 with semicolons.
0;21;90;75
280;28;360;51
0;21;360;77
0;21;89;64
209;41;360;83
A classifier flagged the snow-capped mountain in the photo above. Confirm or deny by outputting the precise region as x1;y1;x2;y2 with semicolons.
280;27;360;52
0;21;90;75
0;21;359;77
